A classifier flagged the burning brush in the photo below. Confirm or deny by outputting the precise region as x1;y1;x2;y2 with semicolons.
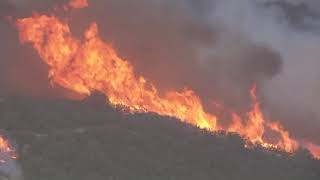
12;0;320;160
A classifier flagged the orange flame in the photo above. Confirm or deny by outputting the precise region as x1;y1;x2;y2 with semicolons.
304;143;320;159
228;85;298;152
16;16;217;131
267;121;298;153
0;136;17;162
14;0;319;159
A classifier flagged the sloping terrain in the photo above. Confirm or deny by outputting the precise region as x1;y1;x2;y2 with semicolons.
0;95;319;180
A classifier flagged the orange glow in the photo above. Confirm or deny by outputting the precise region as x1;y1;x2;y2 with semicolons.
267;121;298;153
305;143;320;159
228;85;298;152
14;0;320;159
68;0;88;9
16;16;217;131
0;136;17;162
245;85;265;144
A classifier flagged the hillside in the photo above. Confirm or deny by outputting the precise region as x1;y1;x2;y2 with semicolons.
0;95;319;180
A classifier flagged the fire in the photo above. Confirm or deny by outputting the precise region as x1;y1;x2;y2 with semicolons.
16;15;217;131
304;143;320;159
228;86;264;143
0;136;17;163
14;0;319;159
228;85;298;152
267;121;298;153
68;0;88;9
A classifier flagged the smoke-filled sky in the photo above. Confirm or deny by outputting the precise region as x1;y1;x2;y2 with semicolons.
0;0;319;144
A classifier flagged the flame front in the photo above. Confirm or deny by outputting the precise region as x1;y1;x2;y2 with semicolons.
14;0;319;159
16;15;217;131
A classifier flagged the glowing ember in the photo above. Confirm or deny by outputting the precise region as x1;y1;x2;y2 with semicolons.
0;136;17;162
14;0;320;159
68;0;88;9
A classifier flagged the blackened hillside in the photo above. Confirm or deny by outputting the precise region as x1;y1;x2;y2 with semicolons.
0;95;319;180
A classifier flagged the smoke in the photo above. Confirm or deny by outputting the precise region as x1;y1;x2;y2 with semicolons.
207;0;320;144
0;0;82;99
0;0;319;144
64;0;284;112
0;154;23;180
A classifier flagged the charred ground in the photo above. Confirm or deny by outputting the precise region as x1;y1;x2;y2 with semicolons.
0;95;319;180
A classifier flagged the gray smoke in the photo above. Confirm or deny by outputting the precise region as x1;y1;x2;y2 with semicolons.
0;155;23;180
1;0;319;144
204;0;320;143
215;0;320;144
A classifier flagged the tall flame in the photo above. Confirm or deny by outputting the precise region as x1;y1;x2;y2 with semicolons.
14;0;319;159
16;16;217;131
228;85;298;152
